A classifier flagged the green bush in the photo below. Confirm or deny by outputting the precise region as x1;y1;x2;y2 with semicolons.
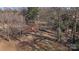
21;7;39;24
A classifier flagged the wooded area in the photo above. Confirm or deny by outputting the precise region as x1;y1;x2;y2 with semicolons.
0;7;79;51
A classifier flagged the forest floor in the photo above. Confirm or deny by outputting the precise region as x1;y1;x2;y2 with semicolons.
0;29;69;51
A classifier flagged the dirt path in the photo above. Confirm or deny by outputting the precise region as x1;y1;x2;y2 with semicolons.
0;39;16;51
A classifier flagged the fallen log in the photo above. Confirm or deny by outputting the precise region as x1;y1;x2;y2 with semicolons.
29;33;57;41
39;28;56;34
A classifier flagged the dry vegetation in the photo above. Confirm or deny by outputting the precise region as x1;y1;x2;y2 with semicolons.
0;7;79;51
